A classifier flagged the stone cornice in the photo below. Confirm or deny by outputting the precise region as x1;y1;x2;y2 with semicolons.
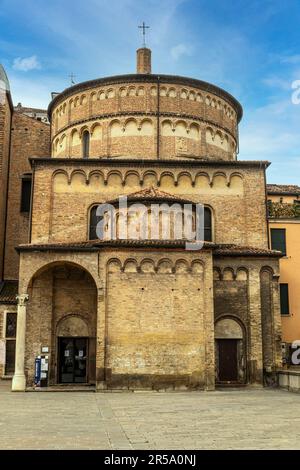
16;240;281;257
29;157;270;169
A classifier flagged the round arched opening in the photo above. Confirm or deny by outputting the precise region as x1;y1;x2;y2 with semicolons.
215;317;246;384
26;262;97;386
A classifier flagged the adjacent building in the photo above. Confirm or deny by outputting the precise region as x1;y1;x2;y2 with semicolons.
267;184;300;364
0;64;50;377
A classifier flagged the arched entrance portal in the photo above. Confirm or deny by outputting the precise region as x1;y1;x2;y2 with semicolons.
215;317;246;384
26;262;97;386
57;315;93;384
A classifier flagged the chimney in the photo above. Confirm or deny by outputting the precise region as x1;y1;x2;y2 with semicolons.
136;47;152;74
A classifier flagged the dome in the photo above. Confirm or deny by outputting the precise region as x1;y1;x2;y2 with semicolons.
0;64;10;92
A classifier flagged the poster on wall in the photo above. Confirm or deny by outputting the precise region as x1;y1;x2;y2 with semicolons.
0;340;5;366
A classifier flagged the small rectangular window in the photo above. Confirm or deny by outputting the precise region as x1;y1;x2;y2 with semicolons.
280;284;289;315
271;228;286;255
6;312;17;338
5;312;17;376
20;177;32;212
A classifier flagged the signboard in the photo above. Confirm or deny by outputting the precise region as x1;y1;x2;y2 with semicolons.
41;358;48;371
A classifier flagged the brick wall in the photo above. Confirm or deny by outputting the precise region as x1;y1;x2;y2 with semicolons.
30;161;268;249
3;113;50;279
105;253;212;389
213;257;282;384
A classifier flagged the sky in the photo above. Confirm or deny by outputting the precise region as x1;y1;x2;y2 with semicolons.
0;0;300;184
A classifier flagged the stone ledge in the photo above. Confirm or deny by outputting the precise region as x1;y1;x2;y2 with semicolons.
278;370;300;393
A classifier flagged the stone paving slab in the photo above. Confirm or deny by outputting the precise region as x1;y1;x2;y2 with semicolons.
0;381;300;449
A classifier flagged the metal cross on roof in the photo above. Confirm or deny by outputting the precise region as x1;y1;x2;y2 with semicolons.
138;22;150;47
68;73;76;85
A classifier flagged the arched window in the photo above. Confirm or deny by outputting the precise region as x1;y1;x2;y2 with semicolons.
89;205;115;240
89;204;213;241
82;130;90;158
204;207;212;241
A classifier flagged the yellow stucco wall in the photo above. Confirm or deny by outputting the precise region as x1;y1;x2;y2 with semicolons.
269;218;300;342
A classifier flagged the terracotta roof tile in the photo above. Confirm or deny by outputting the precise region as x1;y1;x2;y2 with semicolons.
107;187;193;204
267;184;300;195
16;240;282;257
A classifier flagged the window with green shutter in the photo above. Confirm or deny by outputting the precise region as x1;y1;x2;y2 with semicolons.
270;228;286;255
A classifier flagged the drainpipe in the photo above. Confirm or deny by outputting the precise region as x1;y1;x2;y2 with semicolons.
29;162;35;244
263;162;270;249
157;76;160;159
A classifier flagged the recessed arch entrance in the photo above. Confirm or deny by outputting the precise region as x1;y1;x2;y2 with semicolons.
215;317;246;384
26;261;97;386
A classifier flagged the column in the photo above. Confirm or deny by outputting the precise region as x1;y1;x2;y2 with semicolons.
272;274;283;369
96;280;107;390
12;294;29;391
204;254;215;390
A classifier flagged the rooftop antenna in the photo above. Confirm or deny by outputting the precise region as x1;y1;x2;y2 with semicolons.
138;21;150;47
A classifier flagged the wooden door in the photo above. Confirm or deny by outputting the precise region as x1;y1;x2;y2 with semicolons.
218;339;238;382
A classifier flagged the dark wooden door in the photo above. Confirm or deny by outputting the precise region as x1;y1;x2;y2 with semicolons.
5;340;16;375
218;339;238;382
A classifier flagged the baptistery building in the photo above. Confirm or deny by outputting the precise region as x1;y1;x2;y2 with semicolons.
0;47;283;391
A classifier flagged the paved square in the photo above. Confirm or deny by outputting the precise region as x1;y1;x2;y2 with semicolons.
0;381;300;449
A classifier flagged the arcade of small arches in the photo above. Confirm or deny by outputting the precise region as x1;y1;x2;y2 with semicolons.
213;266;249;281
53;84;236;122
52;118;236;158
106;257;205;274
52;168;244;193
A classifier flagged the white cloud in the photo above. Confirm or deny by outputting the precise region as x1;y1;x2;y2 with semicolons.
13;55;41;72
170;43;192;61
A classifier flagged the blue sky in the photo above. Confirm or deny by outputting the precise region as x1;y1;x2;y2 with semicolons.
1;0;300;184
